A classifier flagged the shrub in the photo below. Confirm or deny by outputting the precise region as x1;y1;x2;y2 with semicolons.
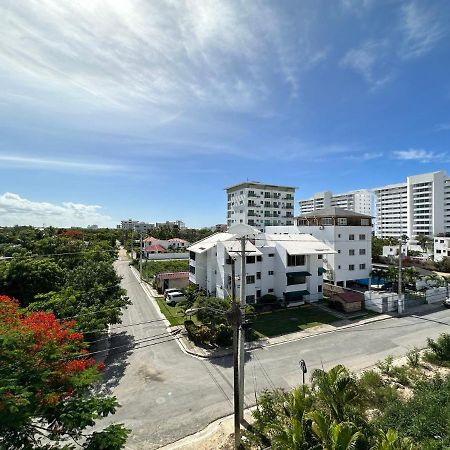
424;333;450;366
214;323;233;347
406;347;421;368
184;319;213;345
390;365;411;387
376;355;394;376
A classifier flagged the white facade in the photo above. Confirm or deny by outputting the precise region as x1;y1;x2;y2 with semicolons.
299;190;372;216
374;171;450;238
434;237;450;262
226;182;296;231
188;225;334;305
267;208;372;287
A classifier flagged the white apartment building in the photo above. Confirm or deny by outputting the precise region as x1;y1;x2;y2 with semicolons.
226;182;296;231
188;224;334;305
374;171;450;238
267;207;372;287
299;190;372;216
434;237;450;262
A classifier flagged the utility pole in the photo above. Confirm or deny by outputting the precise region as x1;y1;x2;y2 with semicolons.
398;235;408;315
238;236;246;425
139;232;143;281
130;228;134;259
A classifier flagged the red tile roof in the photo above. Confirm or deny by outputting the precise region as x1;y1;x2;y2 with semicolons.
144;244;166;252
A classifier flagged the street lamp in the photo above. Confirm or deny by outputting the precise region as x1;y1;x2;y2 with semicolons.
299;359;307;385
398;234;409;316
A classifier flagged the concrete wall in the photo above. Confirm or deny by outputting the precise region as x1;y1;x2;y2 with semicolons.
364;291;398;313
426;287;447;304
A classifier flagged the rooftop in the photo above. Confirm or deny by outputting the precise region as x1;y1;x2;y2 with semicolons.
225;181;297;191
298;207;372;219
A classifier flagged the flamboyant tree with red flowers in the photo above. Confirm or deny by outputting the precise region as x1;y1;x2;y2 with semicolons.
0;296;129;449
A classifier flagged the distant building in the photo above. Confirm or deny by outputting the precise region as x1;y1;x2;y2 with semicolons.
87;224;99;229
267;207;372;287
374;171;450;238
167;238;190;249
434;237;450;262
155;220;186;229
188;224;334;305
211;224;228;232
299;190;372;216
142;244;167;258
118;219;186;231
225;181;296;231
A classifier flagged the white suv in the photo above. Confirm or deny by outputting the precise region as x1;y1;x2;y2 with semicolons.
166;291;187;306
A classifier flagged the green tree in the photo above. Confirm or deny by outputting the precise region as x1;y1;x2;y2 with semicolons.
415;235;431;253
0;296;129;449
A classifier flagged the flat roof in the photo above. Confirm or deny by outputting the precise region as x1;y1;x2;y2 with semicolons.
297;207;372;219
225;181;297;191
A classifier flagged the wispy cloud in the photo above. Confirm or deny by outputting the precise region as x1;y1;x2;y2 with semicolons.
392;148;445;163
0;154;122;173
345;152;383;160
0;192;113;227
399;2;447;60
435;122;450;131
340;41;393;90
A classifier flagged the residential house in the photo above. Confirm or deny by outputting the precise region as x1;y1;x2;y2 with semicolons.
154;272;189;293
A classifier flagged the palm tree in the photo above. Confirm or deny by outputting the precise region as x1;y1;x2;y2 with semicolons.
386;266;399;290
403;267;419;288
311;365;358;423
371;429;418;450
307;411;361;450
415;234;431;253
425;273;444;288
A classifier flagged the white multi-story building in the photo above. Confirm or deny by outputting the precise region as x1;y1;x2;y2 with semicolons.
299;190;372;216
374;171;450;238
267;207;372;287
188;224;334;305
434;237;450;262
226;182;296;231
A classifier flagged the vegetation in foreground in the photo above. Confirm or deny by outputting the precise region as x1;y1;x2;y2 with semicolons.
244;334;450;449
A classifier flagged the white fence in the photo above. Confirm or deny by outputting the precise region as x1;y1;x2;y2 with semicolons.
145;252;189;261
364;291;399;313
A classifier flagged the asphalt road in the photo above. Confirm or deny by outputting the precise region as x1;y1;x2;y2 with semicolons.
98;253;450;449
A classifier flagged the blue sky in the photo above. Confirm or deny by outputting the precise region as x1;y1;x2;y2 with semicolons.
1;0;450;227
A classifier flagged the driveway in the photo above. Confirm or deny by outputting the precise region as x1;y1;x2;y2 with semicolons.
99;254;450;449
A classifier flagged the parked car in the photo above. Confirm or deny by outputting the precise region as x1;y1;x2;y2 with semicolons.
443;297;450;308
166;291;187;306
164;288;182;299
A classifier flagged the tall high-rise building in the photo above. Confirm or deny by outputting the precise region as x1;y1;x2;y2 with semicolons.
374;171;450;238
299;190;372;216
225;182;296;231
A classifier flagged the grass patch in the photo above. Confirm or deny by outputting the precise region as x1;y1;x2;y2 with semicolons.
252;304;337;338
140;259;189;279
154;296;200;327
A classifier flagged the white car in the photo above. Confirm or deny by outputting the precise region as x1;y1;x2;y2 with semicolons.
443;297;450;308
166;291;187;306
164;288;182;299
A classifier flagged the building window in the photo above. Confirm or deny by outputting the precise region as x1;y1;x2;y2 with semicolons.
189;251;196;261
437;249;442;253
349;249;355;256
268;288;274;293
361;219;370;226
337;218;347;225
318;285;322;293
246;275;255;284
268;253;275;257
359;249;366;255
246;295;255;303
257;255;262;261
256;290;261;298
189;265;195;274
338;234;341;238
318;254;323;259
349;234;355;240
256;272;261;280
338;265;341;269
287;254;306;266
359;263;366;270
359;234;366;240
268;271;274;275
321;218;333;225
349;264;355;271
338;250;341;254
287;274;306;285
246;255;255;264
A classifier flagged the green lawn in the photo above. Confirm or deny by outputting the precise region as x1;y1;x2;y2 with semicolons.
252;305;338;338
154;296;200;327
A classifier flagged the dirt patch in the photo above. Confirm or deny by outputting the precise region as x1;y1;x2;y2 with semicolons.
138;365;164;382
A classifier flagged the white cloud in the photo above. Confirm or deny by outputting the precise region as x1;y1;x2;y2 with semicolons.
435;122;450;131
0;0;325;119
345;152;383;160
399;2;446;60
0;154;122;173
392;148;444;163
340;41;393;90
0;193;113;227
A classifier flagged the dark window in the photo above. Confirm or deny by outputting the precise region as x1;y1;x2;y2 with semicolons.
318;285;322;293
189;265;195;274
359;234;366;240
287;254;305;266
349;249;355;256
268;270;274;275
318;254;323;259
349;234;355;240
287;274;306;285
246;295;255;303
256;289;261;298
268;253;275;257
257;255;262;261
246;255;255;264
246;275;255;284
359;263;366;270
268;288;274;293
256;272;261;280
359;249;366;255
225;256;232;264
189;251;196;261
349;264;355;271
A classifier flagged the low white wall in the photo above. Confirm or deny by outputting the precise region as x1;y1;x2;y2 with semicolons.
426;287;447;304
145;252;189;260
364;291;398;313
